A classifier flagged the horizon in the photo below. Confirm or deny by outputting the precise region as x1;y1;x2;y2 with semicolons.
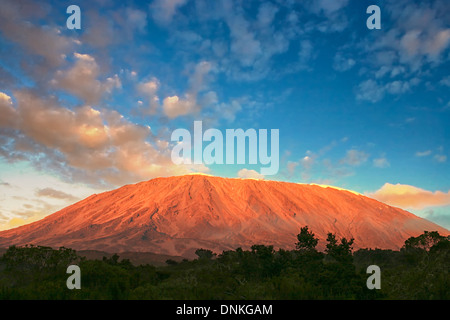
0;0;449;230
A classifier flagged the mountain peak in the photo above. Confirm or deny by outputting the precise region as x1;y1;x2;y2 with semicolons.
0;175;448;258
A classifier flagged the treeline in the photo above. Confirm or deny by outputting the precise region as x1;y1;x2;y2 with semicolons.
0;228;448;300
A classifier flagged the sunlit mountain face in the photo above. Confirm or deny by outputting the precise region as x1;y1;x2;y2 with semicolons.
0;175;447;258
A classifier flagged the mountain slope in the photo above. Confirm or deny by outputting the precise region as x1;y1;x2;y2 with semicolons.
0;175;448;257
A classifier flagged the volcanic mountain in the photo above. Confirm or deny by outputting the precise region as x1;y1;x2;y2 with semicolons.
0;174;448;257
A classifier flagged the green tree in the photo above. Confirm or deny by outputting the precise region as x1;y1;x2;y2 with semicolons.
296;226;319;252
403;231;446;251
195;248;216;260
325;233;354;263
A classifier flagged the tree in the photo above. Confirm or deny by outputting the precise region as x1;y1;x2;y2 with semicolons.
1;245;80;272
195;248;216;260
325;233;354;262
296;226;319;252
165;259;178;266
403;231;446;251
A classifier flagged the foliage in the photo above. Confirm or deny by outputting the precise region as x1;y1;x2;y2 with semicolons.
295;226;319;252
195;248;216;260
0;229;447;300
403;231;447;251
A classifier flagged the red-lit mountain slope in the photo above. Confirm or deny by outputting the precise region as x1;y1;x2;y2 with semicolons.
0;175;448;257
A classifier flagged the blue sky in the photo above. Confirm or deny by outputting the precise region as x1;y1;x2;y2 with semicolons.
0;0;449;230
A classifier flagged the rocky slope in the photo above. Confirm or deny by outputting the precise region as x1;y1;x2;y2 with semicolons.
0;174;447;257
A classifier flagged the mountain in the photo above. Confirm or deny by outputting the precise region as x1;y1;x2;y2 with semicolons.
0;174;448;258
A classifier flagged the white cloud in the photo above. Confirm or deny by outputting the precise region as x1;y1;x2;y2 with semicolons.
237;168;265;180
373;157;390;168
311;0;349;16
356;78;419;103
125;8;148;33
301;155;315;170
355;79;385;103
415;150;432;157
298;40;314;67
355;0;450;102
440;76;450;87
434;154;447;163
226;12;262;67
340;149;369;166
333;52;355;72
257;2;278;29
150;0;188;25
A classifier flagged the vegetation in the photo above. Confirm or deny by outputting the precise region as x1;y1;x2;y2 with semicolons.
0;229;448;300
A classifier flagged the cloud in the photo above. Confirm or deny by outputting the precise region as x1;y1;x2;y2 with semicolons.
381;1;450;66
0;92;16;127
310;0;349;16
301;154;315;170
0;214;44;231
225;9;262;68
440;76;450;87
367;183;450;210
340;149;369;166
125;8;148;33
373;157;390;168
356;78;419;103
81;9;117;49
187;1;292;82
434;154;447;163
52;53;121;105
333;52;355;72
298;153;317;181
150;0;188;25
303;0;350;33
137;77;160;114
163;94;198;118
286;161;299;176
35;188;78;201
417;207;450;230
237;169;265;180
415;150;432;157
161;61;214;119
0;0;73;69
0;90;195;188
291;139;350;182
354;0;450;102
298;40;314;68
355;80;385;103
257;2;278;29
414;149;446;162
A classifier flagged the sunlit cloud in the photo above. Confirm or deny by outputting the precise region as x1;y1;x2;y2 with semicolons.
52;53;121;105
0;90;196;188
237;168;264;180
367;183;450;210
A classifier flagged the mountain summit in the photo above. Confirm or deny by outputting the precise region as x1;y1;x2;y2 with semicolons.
0;175;448;257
